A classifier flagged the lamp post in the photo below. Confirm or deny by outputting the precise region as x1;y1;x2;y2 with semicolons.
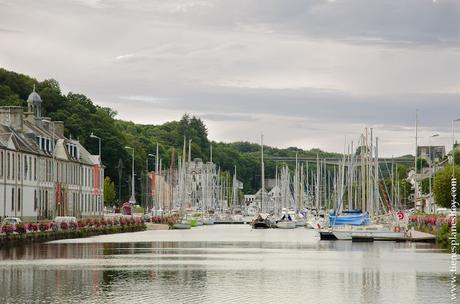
90;132;102;162
42;119;56;218
90;132;102;215
145;153;155;212
125;146;136;204
428;134;439;195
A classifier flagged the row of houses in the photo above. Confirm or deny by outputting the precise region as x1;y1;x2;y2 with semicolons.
0;87;103;221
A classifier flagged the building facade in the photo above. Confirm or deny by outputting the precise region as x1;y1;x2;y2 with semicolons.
0;87;103;221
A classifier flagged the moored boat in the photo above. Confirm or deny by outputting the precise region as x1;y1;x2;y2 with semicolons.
276;213;296;229
173;217;191;229
251;213;272;229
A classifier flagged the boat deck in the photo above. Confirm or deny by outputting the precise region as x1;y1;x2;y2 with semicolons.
351;230;436;243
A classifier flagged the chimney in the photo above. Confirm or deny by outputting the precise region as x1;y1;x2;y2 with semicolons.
0;106;24;131
54;121;65;137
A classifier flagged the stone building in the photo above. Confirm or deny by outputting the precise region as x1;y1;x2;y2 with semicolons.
0;86;103;221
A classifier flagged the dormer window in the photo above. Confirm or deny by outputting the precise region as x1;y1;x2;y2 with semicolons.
37;136;53;153
67;143;78;159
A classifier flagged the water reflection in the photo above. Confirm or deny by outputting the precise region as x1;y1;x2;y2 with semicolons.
0;226;454;304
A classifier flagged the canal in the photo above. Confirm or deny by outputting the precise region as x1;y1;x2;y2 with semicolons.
0;225;454;304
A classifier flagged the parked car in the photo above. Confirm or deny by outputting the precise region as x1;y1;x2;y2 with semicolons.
1;217;22;233
143;214;151;222
53;216;77;230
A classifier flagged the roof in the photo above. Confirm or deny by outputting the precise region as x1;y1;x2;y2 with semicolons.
0;111;98;166
27;85;42;104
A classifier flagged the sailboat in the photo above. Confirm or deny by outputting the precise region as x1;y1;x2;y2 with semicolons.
251;134;274;229
326;130;407;241
276;208;296;229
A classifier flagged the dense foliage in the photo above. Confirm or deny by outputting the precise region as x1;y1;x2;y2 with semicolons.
433;165;460;208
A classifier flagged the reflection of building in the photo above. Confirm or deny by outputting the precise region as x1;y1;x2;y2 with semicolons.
0;87;103;221
417;146;446;163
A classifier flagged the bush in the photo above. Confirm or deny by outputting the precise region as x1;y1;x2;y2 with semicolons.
2;224;14;234
15;223;27;234
32;223;39;232
120;218;127;226
60;222;68;230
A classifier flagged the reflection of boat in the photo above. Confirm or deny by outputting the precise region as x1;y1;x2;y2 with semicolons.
251;213;272;229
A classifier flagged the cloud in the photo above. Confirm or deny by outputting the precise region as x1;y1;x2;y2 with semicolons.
0;0;458;156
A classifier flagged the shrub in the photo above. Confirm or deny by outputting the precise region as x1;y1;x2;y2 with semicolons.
69;221;77;230
32;223;40;232
26;223;34;232
2;224;14;234
60;222;68;230
15;223;27;234
120;217;127;226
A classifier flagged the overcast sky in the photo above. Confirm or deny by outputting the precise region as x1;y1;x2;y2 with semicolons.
0;0;459;156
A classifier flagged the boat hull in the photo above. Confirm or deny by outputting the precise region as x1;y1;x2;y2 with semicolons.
252;222;270;229
173;223;191;229
319;230;337;240
277;221;296;229
332;230;352;240
295;219;306;227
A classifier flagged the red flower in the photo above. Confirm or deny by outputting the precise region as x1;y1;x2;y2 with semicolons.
1;224;14;234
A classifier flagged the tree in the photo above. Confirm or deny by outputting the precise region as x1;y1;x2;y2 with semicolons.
433;165;460;208
104;177;116;206
416;158;428;170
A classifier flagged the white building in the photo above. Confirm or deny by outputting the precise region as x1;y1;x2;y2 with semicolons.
0;87;103;221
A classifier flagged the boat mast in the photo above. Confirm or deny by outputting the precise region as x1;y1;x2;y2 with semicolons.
414;110;418;209
261;134;265;213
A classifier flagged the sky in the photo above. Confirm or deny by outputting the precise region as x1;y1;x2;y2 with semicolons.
0;0;459;156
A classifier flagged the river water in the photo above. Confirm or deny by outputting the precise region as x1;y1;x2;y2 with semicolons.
0;225;455;304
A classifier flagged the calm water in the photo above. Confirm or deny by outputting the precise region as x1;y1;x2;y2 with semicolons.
0;225;456;304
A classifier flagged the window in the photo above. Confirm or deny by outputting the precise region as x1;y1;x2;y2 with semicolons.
12;153;14;180
11;188;14;211
0;150;3;178
29;156;32;180
7;152;10;179
18;154;21;180
34;190;37;211
34;157;37;180
24;155;28;180
17;188;20;211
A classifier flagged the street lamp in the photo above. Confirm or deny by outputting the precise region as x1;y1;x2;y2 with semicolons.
125;146;136;204
428;134;439;212
90;132;102;216
89;132;102;163
42;119;56;218
145;153;155;211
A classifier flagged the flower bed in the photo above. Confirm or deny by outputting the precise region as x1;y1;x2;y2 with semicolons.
0;217;146;248
408;214;459;249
